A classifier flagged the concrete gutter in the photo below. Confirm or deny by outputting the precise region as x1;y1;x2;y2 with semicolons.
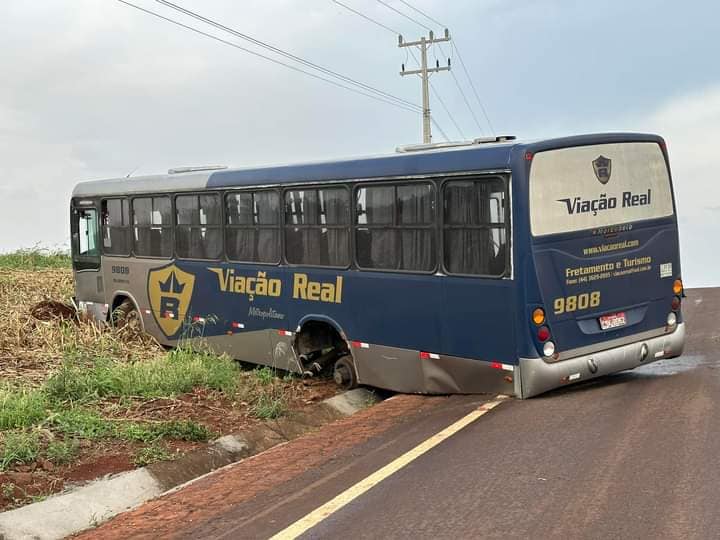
0;388;378;540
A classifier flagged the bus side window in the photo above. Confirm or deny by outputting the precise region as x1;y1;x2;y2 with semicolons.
133;196;173;258
102;199;131;256
284;187;350;267
77;209;99;256
443;178;509;277
176;194;222;260
355;183;436;272
226;191;281;264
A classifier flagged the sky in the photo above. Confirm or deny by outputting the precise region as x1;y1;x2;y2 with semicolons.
0;0;718;286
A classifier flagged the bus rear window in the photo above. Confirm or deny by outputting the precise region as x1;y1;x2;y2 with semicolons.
529;142;674;236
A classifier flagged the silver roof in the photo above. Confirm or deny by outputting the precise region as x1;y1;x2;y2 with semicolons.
71;171;213;198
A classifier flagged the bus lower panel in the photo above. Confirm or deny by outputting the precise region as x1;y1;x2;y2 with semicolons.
352;343;517;395
518;322;686;398
192;330;303;374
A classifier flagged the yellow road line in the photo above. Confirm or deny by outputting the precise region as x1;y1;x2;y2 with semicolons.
270;395;509;540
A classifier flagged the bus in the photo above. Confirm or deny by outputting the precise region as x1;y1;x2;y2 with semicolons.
70;133;686;398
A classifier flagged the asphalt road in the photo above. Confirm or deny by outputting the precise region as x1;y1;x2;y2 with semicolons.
87;288;719;539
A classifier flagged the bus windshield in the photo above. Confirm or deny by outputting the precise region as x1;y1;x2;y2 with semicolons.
529;142;674;237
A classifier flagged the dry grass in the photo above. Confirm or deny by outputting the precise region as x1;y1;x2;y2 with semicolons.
0;253;337;503
0;268;163;385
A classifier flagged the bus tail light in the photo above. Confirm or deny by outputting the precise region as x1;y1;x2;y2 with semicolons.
673;279;683;295
537;326;551;342
667;312;677;327
671;296;681;311
532;308;545;325
543;341;556;357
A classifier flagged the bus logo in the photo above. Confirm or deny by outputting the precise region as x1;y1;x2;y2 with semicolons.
592;155;612;184
147;263;195;337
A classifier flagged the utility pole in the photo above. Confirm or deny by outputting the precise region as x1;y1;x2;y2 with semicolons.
399;29;451;144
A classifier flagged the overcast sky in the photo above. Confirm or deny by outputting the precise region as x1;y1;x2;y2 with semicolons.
1;0;718;286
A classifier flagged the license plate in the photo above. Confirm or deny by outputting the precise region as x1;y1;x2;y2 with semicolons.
599;312;626;330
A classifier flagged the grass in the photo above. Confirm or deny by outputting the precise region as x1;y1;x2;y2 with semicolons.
0;431;41;471
45;439;80;464
120;420;212;443
45;348;240;403
0;387;48;430
0;410;213;470
251;393;288;419
0;254;308;482
0;248;164;387
0;247;70;270
50;408;114;439
133;443;173;467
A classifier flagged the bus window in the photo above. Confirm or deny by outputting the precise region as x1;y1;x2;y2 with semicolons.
284;187;350;267
226;190;280;264
443;178;508;277
71;205;101;270
102;199;131;256
355;182;436;272
529;142;673;236
175;194;222;260
133;196;173;258
74;208;99;256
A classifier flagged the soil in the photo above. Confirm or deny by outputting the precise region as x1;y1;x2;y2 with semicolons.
0;378;338;512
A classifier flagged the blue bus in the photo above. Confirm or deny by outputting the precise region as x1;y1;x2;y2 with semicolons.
70;133;685;398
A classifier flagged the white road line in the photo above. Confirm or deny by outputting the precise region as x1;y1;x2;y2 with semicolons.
270;395;509;540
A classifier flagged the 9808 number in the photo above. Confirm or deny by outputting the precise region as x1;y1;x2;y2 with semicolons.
553;291;601;315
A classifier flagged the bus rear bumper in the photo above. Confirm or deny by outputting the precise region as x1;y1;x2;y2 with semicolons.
517;322;686;398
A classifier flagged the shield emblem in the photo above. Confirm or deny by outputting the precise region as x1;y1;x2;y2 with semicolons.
593;155;612;184
147;263;195;338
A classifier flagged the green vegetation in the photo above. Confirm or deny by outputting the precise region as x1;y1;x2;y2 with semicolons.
45;348;240;402
0;247;70;270
50;408;114;439
0;338;298;474
251;393;288;419
0;431;41;471
120;420;212;443
253;366;276;386
45;439;80;464
133;443;173;467
1;251;301;475
0;387;48;431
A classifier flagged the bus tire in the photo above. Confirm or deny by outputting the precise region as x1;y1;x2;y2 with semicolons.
333;356;358;390
112;299;141;330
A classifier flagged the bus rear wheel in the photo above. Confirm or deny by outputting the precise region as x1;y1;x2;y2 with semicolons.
333;356;358;390
112;299;141;330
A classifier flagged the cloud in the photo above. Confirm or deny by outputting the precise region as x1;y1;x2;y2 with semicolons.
642;85;720;287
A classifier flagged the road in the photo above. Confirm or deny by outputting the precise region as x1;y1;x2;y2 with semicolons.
85;288;719;539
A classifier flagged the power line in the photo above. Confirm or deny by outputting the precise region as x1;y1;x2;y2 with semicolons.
451;42;496;135
155;0;421;111
406;49;465;140
375;0;433;32
332;0;400;35
114;0;421;114
333;1;458;141
431;117;450;142
430;84;465;140
450;68;484;135
396;0;445;28
387;0;497;135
